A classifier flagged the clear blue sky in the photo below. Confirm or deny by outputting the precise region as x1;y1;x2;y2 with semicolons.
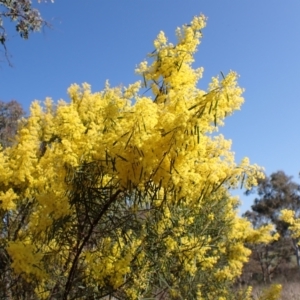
1;1;300;213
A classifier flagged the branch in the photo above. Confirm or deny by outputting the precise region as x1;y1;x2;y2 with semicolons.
62;189;122;300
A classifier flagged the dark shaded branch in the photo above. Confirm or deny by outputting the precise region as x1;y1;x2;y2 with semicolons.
62;189;122;300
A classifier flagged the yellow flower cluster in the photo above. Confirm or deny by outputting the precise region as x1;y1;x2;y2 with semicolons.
7;241;46;280
0;188;18;210
258;284;282;300
281;209;300;240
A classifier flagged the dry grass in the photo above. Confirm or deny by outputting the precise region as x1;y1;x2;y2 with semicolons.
237;249;300;299
280;282;300;300
250;282;300;300
249;267;300;300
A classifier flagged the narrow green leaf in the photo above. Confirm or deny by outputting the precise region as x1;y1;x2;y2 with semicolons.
197;104;206;118
240;173;246;189
188;102;201;111
139;166;144;180
125;130;134;149
121;131;130;138
116;154;128;162
143;73;147;88
208;101;213;114
177;58;184;71
111;157;116;171
162;127;176;137
214;98;219;110
132;164;136;178
158;178;163;190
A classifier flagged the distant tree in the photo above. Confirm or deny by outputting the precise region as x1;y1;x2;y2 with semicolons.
246;171;300;234
242;209;288;284
0;99;25;148
244;171;300;268
0;0;53;65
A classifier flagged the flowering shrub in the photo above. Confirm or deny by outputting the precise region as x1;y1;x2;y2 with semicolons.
0;14;276;299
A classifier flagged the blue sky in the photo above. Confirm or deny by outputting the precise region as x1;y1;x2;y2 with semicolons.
1;1;300;213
